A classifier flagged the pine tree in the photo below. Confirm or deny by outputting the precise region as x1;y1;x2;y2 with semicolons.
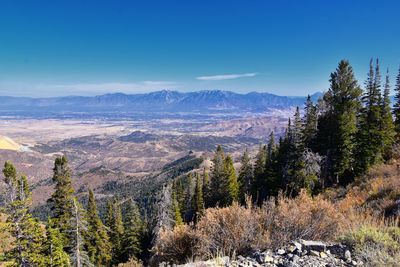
122;199;143;262
292;106;304;151
275;122;292;192
315;60;362;185
193;173;205;220
45;219;70;267
171;190;183;226
223;155;239;204
393;67;400;138
237;150;253;203
172;178;185;220
252;144;267;202
2;161;46;267
356;59;384;174
48;156;75;245
285;107;306;195
201;167;211;208
264;132;278;196
183;173;195;222
86;189;111;266
69;198;92;267
303;95;318;149
381;68;396;160
105;198;124;264
209;145;229;207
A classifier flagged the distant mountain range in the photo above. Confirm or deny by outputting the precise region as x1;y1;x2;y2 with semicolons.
0;90;322;114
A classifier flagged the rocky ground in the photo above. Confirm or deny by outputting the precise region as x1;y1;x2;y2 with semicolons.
170;240;364;267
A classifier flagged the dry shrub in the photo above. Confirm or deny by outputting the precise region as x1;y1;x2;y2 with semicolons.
261;190;345;248
195;202;265;259
117;258;143;267
151;224;197;264
339;166;400;220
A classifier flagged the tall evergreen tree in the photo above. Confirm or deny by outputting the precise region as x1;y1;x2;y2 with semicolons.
209;145;229;207
193;173;205;220
292;106;304;150
315;60;362;185
45;219;70;267
172;178;185;221
275;120;292;192
2;162;46;267
171;190;183;226
393;67;400;138
201;167;211;208
183;173;195;222
237;150;253;203
86;189;111;266
381;68;396;160
48;156;75;245
105;198;124;264
122;199;143;262
252;144;267;201
223;155;239;204
285;107;306;195
356;59;384;174
303;95;318;149
264;132;279;197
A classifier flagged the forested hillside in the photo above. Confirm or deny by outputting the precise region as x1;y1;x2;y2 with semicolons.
1;59;400;266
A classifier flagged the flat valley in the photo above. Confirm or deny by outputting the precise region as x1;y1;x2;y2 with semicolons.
0;92;295;209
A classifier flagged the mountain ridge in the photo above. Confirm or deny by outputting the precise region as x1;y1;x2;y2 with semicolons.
0;89;323;113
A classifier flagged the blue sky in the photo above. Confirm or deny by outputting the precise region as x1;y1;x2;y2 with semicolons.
0;0;399;97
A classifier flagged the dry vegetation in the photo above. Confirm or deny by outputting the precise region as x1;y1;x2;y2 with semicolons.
153;163;400;266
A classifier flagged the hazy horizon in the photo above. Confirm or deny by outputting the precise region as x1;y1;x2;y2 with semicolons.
0;88;324;98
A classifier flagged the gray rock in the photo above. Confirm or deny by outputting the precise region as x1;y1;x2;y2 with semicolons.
327;243;348;258
300;240;327;252
292;241;302;252
291;254;300;263
320;252;328;259
310;250;320;257
344;250;352;262
264;255;274;263
277;249;286;255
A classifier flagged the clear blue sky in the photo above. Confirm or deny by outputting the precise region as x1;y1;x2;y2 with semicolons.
0;0;399;97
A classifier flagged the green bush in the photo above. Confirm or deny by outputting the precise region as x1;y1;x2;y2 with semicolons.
340;226;400;266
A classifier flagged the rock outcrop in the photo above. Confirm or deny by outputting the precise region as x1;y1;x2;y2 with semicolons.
171;240;363;267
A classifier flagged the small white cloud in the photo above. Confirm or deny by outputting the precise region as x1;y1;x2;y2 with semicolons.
196;72;258;81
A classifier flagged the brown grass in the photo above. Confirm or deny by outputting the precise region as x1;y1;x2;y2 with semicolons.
194;202;266;259
153;191;345;262
260;191;345;248
151;224;198;264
